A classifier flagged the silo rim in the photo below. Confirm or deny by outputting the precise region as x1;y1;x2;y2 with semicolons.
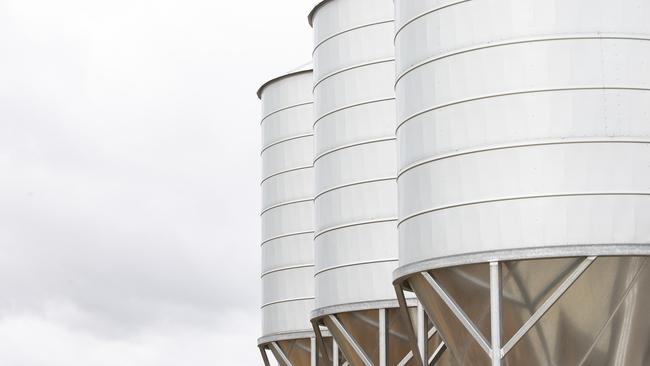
257;329;331;345
256;64;313;99
391;243;650;285
307;0;332;26
309;298;419;320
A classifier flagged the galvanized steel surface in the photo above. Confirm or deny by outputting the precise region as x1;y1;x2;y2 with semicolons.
311;0;403;313
259;70;316;338
394;0;650;272
408;256;650;365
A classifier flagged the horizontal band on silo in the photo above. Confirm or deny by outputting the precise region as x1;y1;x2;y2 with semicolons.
260;101;313;124
395;86;650;134
313;19;394;54
260;133;313;154
313;98;394;128
395;35;650;87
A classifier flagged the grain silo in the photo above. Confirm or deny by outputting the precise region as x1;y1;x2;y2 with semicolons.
308;1;446;364
257;65;333;366
392;1;650;365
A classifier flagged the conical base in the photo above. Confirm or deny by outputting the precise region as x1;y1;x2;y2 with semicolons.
322;307;449;366
408;256;650;365
267;337;333;366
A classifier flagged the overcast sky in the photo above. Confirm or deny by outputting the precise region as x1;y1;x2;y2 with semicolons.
0;1;312;364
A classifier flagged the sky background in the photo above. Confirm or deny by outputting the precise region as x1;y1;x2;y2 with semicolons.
0;0;313;364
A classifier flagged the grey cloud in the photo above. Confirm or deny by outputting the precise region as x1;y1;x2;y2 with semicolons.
0;0;313;364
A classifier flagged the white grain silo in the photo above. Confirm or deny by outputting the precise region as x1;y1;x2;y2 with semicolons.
309;1;446;364
392;1;650;365
257;65;333;366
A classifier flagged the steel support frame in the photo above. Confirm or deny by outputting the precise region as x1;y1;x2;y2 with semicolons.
393;283;450;366
379;308;387;366
260;335;323;366
396;325;443;366
328;314;374;366
271;341;295;366
428;342;447;365
314;304;443;366
417;304;426;363
259;345;272;366
314;317;349;366
397;256;597;365
333;340;339;365
312;320;332;365
394;283;426;366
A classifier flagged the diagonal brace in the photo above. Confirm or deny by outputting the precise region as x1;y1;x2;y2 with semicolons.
394;282;425;366
396;324;443;366
259;345;272;366
500;256;596;356
421;271;492;355
312;319;332;364
271;341;294;366
328;314;374;366
428;342;447;365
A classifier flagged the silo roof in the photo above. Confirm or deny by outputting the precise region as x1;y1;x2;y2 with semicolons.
256;62;313;99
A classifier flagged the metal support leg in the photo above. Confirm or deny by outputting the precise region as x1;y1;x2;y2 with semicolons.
394;282;425;366
417;304;426;363
333;340;339;366
379;308;387;366
312;319;332;364
489;262;502;366
259;345;271;366
311;337;317;366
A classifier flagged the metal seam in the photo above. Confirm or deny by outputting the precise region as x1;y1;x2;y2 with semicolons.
393;244;650;282
314;218;398;240
261;296;315;309
313;97;395;128
314;258;399;276
312;19;394;55
261;264;315;278
310;299;419;320
258;330;323;345
260;230;315;247
260;101;313;124
398;192;650;227
397;138;650;179
314;137;396;164
260;198;314;216
314;177;396;200
395;34;650;88
260;133;313;154
393;0;472;43
260;165;313;185
395;86;650;133
313;58;395;92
